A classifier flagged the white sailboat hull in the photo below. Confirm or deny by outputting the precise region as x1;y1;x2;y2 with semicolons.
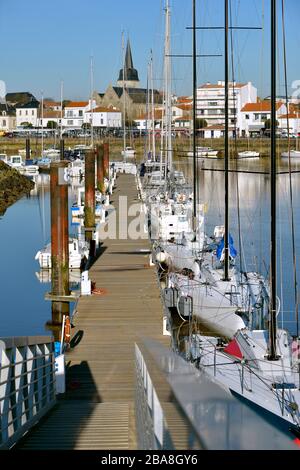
281;151;300;159
168;273;246;338
238;151;260;159
193;330;300;431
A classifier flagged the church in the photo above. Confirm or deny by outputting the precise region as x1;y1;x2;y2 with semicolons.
93;40;162;120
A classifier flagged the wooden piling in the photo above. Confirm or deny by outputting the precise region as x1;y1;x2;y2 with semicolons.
85;150;96;256
103;142;109;179
25;138;30;161
60;139;65;160
50;161;70;340
96;144;104;193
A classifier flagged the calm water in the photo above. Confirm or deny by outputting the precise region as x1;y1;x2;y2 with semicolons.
1;157;300;337
177;157;300;335
0;174;79;337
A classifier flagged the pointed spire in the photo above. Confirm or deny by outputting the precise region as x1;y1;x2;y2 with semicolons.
117;38;140;87
125;39;134;70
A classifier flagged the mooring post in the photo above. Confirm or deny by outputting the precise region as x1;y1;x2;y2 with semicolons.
103;142;110;179
25;138;30;161
85;149;96;257
49;161;70;342
96;143;105;193
60;139;65;160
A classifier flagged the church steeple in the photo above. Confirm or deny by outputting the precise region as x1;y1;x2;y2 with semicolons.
117;39;140;88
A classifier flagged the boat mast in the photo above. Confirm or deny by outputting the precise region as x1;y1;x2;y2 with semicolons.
164;0;172;177
268;0;278;360
41;91;44;158
60;80;63;141
223;0;230;281
150;50;156;161
192;0;197;233
122;32;126;159
90;55;94;149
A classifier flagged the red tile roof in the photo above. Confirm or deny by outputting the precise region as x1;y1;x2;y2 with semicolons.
278;113;300;119
241;101;284;112
65;101;89;108
86;106;121;113
135;109;163;120
201;82;246;89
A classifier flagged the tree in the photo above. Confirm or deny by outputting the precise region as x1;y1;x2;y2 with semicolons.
125;119;137;128
195;118;208;130
264;118;279;130
62;100;71;108
20;122;32;128
46;121;58;129
82;123;91;130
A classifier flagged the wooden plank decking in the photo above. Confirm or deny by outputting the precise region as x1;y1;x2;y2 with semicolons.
18;173;169;450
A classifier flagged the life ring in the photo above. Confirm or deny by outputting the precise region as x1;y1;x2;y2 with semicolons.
64;316;71;343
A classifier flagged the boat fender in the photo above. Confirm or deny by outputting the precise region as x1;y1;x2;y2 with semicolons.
156;251;167;264
64;316;71;343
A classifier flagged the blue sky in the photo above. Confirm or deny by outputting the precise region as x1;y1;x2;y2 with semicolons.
0;0;299;101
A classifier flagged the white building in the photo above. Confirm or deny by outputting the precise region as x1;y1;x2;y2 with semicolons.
196;81;257;135
134;109;163;131
240;101;287;136
16;99;40;127
84;106;122;128
202;125;235;139
37;110;62;129
278;112;300;136
63;101;94;129
0;104;16;131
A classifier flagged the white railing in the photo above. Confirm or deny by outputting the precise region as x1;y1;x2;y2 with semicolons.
0;336;56;449
135;339;297;450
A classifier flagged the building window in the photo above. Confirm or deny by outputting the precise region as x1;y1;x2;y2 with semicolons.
32;110;34;115
25;110;28;116
2;111;6;116
261;114;267;121
3;120;6;126
78;110;83;117
208;102;218;106
101;119;104;125
254;114;259;121
67;120;73;125
245;114;250;120
19;110;22;115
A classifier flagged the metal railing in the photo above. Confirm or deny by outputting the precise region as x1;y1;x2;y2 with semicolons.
135;339;298;450
0;336;56;450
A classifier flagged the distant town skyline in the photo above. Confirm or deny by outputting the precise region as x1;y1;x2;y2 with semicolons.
0;0;299;101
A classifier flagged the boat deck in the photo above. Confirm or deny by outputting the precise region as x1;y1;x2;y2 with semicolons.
18;174;169;450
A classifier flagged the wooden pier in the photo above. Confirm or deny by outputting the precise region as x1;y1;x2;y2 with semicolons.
18;174;168;450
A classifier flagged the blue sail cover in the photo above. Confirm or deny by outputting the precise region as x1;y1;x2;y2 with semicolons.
216;234;237;260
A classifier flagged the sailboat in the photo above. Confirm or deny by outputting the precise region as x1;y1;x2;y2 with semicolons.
189;0;300;437
158;0;269;339
143;0;194;243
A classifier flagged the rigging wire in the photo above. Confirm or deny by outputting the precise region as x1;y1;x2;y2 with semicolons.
229;0;243;284
281;0;299;337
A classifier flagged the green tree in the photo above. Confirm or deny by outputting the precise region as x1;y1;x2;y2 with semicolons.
62;100;71;108
264;118;279;129
20;122;33;128
46;120;58;129
82;123;91;130
195;118;208;130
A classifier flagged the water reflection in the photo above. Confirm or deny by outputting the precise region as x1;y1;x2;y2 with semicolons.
0;174;77;337
173;157;300;338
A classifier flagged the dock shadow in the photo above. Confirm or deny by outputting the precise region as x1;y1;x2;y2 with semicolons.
15;361;102;450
